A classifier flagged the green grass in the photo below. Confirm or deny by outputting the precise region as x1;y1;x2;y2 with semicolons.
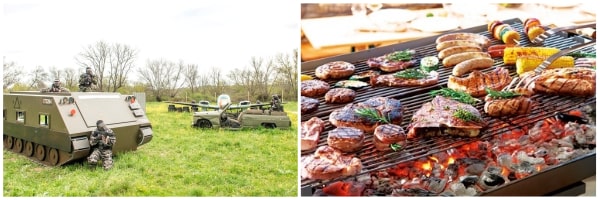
3;102;298;197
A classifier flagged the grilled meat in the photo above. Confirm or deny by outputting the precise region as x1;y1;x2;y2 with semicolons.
366;54;416;72
301;80;330;98
523;67;596;97
438;46;482;60
329;97;403;133
448;67;512;97
370;70;439;87
407;96;485;138
325;88;356;104
435;32;491;48
327;127;365;153
301;117;326;151
484;88;533;117
315;61;356;80
302;146;363;180
301;96;320;114
373;124;407;151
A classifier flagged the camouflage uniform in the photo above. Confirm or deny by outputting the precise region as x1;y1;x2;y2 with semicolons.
271;95;283;112
41;79;70;93
88;120;116;170
79;67;98;92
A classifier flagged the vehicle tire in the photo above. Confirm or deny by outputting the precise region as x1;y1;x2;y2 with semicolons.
24;141;34;157
262;123;276;129
13;138;23;153
5;136;14;149
195;119;212;128
35;144;46;161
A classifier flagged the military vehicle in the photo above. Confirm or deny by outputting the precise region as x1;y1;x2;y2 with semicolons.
168;94;291;130
3;91;153;166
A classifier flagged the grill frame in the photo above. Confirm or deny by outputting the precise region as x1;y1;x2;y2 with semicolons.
300;18;596;196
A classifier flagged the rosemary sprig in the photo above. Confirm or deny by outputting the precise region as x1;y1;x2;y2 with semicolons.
453;108;481;122
429;88;480;105
390;143;403;152
355;108;389;123
386;49;414;61
566;51;596;58
394;68;428;79
485;88;521;99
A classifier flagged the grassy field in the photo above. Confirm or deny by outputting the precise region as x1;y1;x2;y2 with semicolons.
3;102;298;197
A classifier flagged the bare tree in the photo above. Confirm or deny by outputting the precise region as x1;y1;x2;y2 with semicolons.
138;59;185;101
273;49;298;101
207;67;226;97
183;63;200;94
3;60;23;89
248;56;274;101
75;41;110;91
49;66;64;81
64;67;77;89
107;43;138;92
29;66;50;89
227;68;255;98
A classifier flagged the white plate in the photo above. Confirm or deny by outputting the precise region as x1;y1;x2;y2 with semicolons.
410;17;459;33
368;9;417;24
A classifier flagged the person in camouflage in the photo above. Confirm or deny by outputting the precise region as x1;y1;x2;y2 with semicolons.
79;67;98;92
270;94;283;112
41;79;70;93
88;120;116;170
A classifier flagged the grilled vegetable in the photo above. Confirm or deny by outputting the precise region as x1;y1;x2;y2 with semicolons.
503;47;561;65
420;56;439;72
349;70;379;81
333;80;369;89
355;108;389;123
515;56;575;75
429;88;480;105
485;88;522;99
301;74;313;81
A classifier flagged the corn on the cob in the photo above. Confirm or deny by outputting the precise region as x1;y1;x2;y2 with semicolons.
515;56;575;75
503;47;561;64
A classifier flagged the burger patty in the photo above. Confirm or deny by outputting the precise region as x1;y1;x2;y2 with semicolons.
325;88;356;104
301;80;330;98
315;61;356;80
301;96;320;114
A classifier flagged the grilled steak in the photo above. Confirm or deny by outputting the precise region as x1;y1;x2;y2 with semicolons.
325;88;356;104
301;96;320;114
301;117;326;151
366;55;416;72
315;61;356;80
407;96;485;138
302;146;363;180
327;127;365;153
484;89;534;117
373;124;407;151
370;71;439;87
447;67;512;97
523;67;596;97
301;80;330;98
330;97;403;133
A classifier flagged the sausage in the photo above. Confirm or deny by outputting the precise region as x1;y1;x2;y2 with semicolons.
438;46;482;60
487;44;507;51
442;52;491;67
436;40;481;51
452;58;495;76
435;33;491;47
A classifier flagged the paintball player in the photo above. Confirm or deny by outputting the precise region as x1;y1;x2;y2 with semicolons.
88;120;116;170
270;94;283;112
41;79;70;93
79;67;97;92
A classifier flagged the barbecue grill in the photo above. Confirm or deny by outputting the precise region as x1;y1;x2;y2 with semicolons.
300;18;596;196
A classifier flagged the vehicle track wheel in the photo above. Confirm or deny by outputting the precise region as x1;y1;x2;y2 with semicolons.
5;136;14;149
35;144;46;161
48;148;59;166
13;138;23;153
263;123;276;129
196;119;212;128
24;141;34;157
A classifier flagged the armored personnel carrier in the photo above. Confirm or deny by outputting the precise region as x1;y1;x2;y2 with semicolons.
3;91;153;166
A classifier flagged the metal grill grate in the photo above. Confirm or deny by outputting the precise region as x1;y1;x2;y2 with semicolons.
300;18;596;194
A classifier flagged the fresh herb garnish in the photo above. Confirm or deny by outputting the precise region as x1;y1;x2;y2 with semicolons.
355;108;389;123
386;49;414;61
453;108;481;122
426;13;434;17
485;88;522;99
566;51;596;58
390;143;403;152
429;88;480;105
394;68;428;79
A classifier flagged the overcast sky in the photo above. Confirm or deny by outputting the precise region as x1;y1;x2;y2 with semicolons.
3;0;299;82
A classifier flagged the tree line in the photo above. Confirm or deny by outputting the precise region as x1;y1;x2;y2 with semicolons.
3;41;298;102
